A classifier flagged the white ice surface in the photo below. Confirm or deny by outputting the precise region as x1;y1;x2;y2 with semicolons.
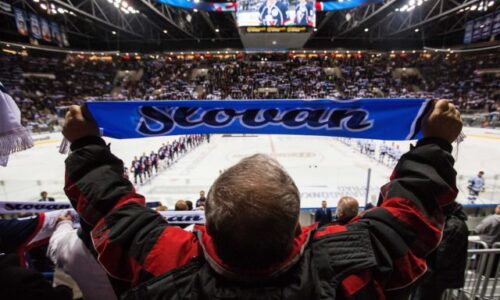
0;127;499;209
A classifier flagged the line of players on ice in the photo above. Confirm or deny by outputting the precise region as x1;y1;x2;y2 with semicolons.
338;138;403;166
126;134;210;185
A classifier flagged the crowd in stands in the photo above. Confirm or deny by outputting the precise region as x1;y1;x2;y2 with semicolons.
0;51;498;132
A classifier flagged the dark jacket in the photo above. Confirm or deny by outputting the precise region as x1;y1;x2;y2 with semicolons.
0;253;72;300
431;204;469;288
64;136;458;299
315;207;332;227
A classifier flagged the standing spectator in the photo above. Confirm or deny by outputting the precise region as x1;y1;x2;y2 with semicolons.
61;101;462;299
475;205;500;278
475;205;500;247
196;190;207;209
47;212;117;300
0;214;73;300
468;171;485;202
38;191;54;202
314;200;332;227
175;200;188;211
335;196;359;225
411;203;469;300
186;200;193;211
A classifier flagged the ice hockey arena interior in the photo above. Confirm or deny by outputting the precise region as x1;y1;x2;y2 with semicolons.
0;0;499;299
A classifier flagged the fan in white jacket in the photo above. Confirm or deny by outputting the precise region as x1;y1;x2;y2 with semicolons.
47;213;117;300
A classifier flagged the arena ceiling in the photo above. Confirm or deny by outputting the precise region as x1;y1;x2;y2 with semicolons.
0;0;499;52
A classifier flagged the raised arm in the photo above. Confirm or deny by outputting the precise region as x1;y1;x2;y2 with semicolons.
342;100;463;296
62;106;198;286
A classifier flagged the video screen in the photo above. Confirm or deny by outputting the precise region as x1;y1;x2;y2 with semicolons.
237;0;316;27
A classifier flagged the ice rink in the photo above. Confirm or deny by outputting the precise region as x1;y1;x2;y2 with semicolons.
1;127;499;209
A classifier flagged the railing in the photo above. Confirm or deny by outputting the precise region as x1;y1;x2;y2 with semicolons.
443;242;500;300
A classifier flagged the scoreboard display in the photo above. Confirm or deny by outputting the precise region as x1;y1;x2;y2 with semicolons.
237;0;316;27
246;26;308;33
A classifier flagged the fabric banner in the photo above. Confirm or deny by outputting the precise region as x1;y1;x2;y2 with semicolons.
472;18;484;42
29;13;41;40
316;0;383;11
493;12;500;36
51;21;62;47
86;99;430;140
0;201;72;213
464;21;473;44
61;25;70;47
0;202;205;224
14;8;28;36
157;0;381;12
481;15;493;40
40;17;51;42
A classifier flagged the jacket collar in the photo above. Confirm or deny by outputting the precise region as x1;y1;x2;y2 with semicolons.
193;223;317;282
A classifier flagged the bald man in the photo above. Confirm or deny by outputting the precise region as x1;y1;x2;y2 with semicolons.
336;196;359;225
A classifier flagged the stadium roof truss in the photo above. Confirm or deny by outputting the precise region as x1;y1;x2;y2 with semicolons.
1;0;498;51
308;0;498;49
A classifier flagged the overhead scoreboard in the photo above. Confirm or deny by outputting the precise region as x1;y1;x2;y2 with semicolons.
237;0;315;49
237;0;316;28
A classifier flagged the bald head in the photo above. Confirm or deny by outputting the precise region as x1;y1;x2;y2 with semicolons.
206;154;300;270
336;196;359;224
175;200;188;211
495;205;500;215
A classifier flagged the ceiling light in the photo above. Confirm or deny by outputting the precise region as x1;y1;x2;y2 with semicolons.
193;8;198;12
57;7;64;13
40;3;47;9
163;30;168;34
112;31;116;35
215;28;220;33
364;28;369;32
415;28;419;32
488;1;494;6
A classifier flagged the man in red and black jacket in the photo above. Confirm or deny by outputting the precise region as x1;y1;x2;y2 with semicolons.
62;100;463;299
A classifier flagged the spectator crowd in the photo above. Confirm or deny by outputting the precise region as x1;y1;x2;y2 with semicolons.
0;51;498;132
